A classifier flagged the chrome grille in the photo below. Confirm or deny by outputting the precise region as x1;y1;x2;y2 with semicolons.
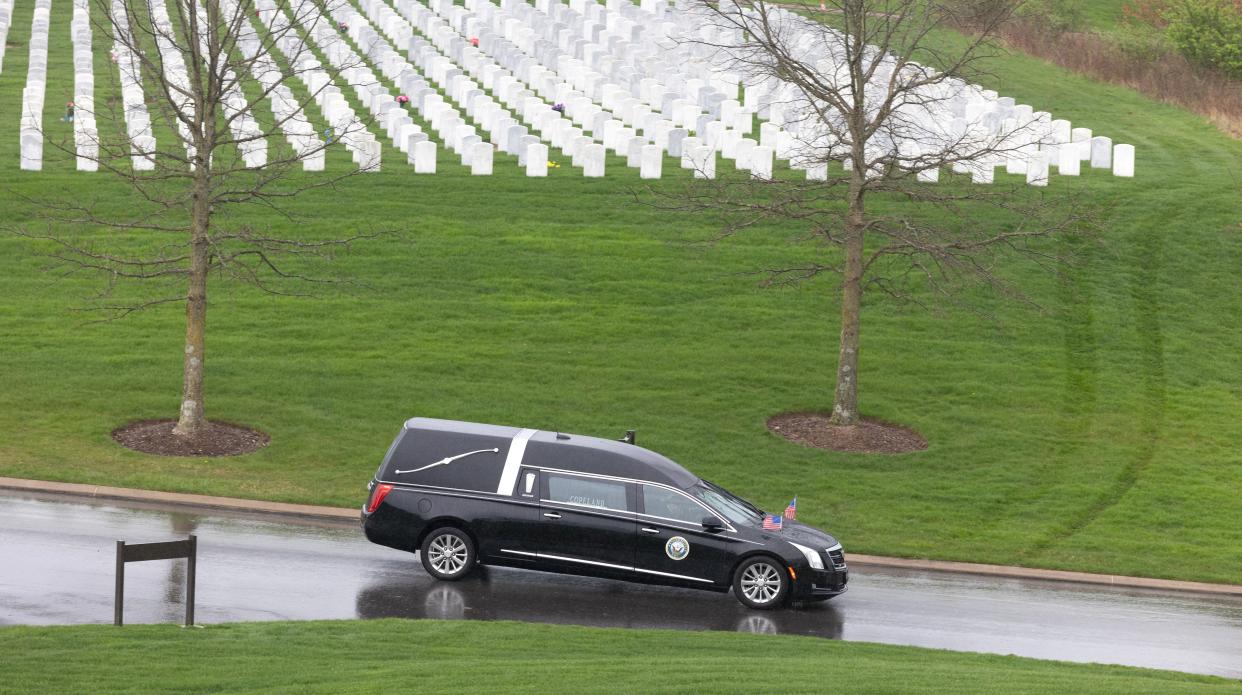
825;548;847;571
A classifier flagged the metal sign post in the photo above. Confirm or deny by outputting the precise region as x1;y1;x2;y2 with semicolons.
114;534;197;627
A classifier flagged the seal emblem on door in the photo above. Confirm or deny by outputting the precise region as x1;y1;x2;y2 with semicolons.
665;536;690;561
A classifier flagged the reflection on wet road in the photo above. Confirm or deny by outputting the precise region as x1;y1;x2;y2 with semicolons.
2;492;1240;678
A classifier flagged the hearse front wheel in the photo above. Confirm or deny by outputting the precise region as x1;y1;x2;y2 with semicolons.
420;527;476;581
733;557;789;610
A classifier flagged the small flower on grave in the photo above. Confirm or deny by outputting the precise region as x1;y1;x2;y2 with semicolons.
470;37;479;47
339;21;349;31
548;160;560;169
397;94;410;106
552;103;565;113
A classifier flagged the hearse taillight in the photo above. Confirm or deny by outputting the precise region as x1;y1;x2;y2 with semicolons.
366;483;393;513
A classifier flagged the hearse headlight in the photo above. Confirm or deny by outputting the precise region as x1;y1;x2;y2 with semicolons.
788;541;824;570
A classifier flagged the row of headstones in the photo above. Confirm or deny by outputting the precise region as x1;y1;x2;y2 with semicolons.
145;0;201;165
698;5;1139;182
372;0;666;177
70;0;99;171
289;0;388;170
186;1;267;167
452;3;690;146
418;0;691;173
409;0;632;159
467;0;753;155
234;0;326;170
398;0;793;179
287;0;395;169
109;0;156;170
473;0;713;134
324;1;462;172
0;0;15;74
19;1;51;171
358;0;545;174
424;0;692;165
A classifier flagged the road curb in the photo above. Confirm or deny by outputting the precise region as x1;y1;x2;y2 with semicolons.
4;476;1242;597
0;476;357;521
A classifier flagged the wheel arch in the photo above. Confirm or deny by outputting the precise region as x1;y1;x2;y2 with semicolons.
730;549;793;583
415;516;479;555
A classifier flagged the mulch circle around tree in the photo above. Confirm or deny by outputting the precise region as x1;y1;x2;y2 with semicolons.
111;419;270;457
767;412;927;454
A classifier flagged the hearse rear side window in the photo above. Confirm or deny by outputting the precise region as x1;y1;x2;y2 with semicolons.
545;473;629;512
642;485;709;524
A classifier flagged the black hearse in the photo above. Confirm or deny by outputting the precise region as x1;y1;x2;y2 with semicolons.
362;418;847;609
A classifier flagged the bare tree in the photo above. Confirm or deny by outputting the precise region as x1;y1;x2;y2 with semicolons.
666;0;1092;427
12;0;389;441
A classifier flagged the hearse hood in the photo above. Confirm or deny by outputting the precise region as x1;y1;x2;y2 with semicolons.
770;520;840;549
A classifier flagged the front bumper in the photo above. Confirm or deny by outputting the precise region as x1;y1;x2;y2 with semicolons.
792;565;848;598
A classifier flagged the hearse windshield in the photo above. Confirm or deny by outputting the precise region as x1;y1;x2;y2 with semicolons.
692;480;766;525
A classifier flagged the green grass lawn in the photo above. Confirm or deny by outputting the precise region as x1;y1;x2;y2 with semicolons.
1;0;1241;586
1;619;1236;694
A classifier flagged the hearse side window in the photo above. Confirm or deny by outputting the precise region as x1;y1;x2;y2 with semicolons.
524;472;536;495
642;485;709;524
545;473;629;512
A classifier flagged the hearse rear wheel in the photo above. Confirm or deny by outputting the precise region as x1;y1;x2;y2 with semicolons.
733;557;789;610
420;527;476;581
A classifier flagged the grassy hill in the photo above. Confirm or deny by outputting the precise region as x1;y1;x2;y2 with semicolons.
1;0;1240;584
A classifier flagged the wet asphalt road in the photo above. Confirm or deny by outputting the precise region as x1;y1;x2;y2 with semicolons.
2;491;1240;679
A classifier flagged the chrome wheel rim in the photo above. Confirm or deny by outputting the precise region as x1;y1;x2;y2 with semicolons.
428;534;469;575
740;562;782;604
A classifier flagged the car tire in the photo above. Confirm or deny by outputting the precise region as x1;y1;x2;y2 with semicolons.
733;556;789;610
420;527;476;581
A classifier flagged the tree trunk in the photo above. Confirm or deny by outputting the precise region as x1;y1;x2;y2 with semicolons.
830;181;865;426
173;175;211;438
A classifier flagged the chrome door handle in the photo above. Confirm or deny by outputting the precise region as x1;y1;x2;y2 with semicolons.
640;527;660;535
543;512;562;519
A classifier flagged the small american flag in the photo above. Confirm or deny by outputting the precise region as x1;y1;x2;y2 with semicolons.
762;514;783;531
784;497;797;521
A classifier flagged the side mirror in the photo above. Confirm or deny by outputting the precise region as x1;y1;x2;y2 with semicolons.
701;515;724;531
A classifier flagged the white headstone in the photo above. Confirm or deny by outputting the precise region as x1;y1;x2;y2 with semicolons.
691;146;715;179
471;141;494;175
626;136;645;168
734;138;757;170
360;139;381;172
680;136;702;169
1071;127;1093;161
1113;144;1135;177
413;140;436;174
460;135;483;165
666;128;688;157
1058;146;1080;176
1026;150;1050;186
750;145;773;179
583;143;605;177
970;160;995;184
20;134;42;171
526;143;549;177
1090;136;1113;169
640;144;662;179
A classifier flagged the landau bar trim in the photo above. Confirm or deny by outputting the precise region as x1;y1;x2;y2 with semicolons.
496;428;538;496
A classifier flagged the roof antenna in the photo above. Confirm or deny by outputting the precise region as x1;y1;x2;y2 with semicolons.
620;429;636;445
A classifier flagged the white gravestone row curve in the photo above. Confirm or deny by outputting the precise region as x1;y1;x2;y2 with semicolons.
18;0;1133;181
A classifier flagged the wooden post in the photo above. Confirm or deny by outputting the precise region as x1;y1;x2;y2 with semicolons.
185;535;196;627
114;540;125;626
